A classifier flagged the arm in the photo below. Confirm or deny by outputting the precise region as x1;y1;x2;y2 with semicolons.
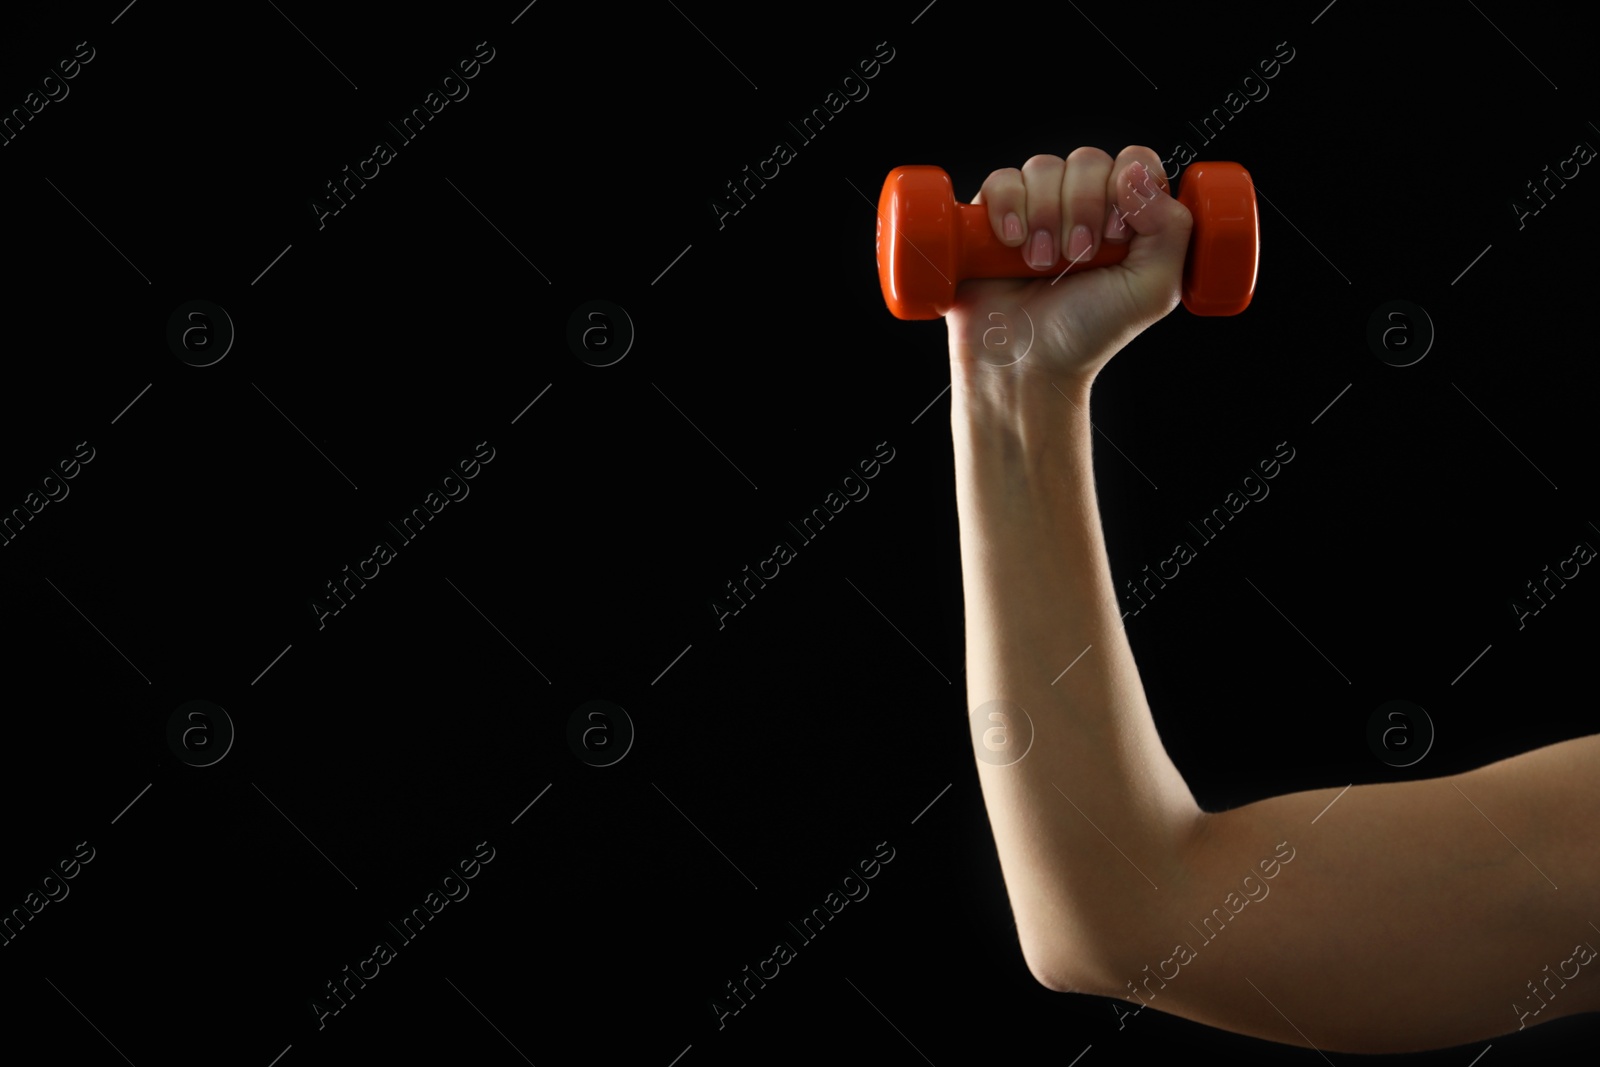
949;145;1600;1053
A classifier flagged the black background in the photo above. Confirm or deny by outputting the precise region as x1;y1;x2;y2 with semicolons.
2;0;1597;1063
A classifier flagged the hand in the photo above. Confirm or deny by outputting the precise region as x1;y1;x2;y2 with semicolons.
947;146;1193;392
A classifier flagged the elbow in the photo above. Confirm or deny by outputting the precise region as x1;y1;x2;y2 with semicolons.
1015;812;1209;998
1018;925;1109;996
1021;934;1073;992
1017;825;1203;998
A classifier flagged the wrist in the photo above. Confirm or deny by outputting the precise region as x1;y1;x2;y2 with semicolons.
949;354;1095;472
944;297;1117;408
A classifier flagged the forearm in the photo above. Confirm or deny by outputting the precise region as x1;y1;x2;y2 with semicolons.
950;358;1202;991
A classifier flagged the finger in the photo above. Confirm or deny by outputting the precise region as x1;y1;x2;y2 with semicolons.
1019;153;1065;269
1112;159;1194;290
1114;159;1190;239
1061;146;1113;266
1105;145;1169;238
973;167;1027;247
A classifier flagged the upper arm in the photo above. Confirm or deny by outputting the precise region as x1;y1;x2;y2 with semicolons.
1081;734;1600;1053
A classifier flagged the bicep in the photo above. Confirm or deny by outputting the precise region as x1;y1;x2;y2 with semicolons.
1091;734;1600;1053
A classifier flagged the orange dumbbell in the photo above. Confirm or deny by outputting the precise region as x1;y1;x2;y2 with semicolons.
875;162;1258;319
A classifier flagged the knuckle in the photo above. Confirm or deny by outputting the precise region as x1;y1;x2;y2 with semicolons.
984;167;1023;192
1021;153;1064;172
1066;145;1113;167
1118;148;1166;182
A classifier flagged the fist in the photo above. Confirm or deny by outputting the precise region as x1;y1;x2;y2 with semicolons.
948;145;1193;388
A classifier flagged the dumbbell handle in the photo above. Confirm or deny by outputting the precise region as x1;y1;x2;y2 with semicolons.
954;202;1130;279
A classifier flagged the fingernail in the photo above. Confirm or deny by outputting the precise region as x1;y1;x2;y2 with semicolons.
1067;224;1092;262
1127;161;1164;198
1105;205;1129;240
1028;228;1054;269
1003;212;1023;242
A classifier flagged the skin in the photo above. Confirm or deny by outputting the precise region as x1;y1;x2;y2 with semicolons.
946;144;1600;1053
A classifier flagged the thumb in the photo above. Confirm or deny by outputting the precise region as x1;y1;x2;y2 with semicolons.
1114;161;1193;316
